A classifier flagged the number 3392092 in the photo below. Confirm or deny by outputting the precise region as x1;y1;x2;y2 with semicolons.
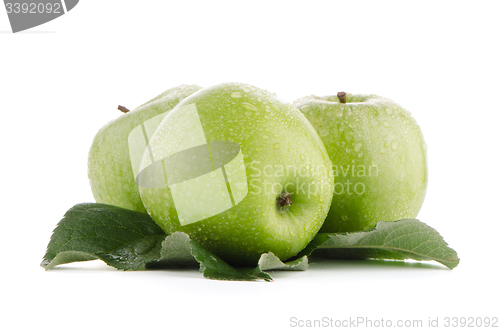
5;2;62;14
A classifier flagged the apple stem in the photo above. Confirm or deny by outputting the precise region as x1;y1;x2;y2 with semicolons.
337;92;347;103
118;105;131;113
276;192;293;214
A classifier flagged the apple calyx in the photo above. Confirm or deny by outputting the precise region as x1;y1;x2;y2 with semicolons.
276;192;293;214
118;105;131;113
337;92;347;104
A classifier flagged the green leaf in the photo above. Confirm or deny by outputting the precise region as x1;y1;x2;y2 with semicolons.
308;219;460;269
41;203;167;270
147;232;274;281
41;204;282;281
149;232;309;281
43;204;458;280
259;252;309;271
189;239;273;281
145;231;199;268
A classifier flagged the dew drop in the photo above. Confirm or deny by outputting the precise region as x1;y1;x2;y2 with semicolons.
242;102;258;111
300;154;305;160
391;140;399;151
383;121;391;128
262;135;269;140
380;147;386;154
242;86;252;93
273;143;280;150
273;133;279;138
354;142;363;152
231;92;242;98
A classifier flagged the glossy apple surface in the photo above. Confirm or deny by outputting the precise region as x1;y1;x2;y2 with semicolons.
294;93;427;233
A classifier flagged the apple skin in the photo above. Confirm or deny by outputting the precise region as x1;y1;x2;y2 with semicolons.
138;83;334;266
294;93;427;233
88;85;202;213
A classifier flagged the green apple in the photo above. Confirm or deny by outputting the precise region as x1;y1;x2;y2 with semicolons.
88;84;202;213
294;92;427;233
137;83;334;266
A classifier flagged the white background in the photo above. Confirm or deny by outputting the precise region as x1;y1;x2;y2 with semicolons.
1;1;499;330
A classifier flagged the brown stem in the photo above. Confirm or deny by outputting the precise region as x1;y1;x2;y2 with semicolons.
118;105;131;113
337;92;347;103
276;192;293;214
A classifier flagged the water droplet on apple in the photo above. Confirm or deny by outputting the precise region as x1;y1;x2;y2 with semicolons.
242;86;252;93
300;154;305;161
263;135;269;140
358;152;363;158
354;142;363;152
341;214;348;221
242;102;258;111
383;121;391;128
380;147;386;154
273;143;280;150
391;140;399;150
273;133;279;138
231;92;242;98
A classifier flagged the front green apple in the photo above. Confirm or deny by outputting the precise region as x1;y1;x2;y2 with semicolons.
137;83;334;266
294;93;427;233
88;84;202;213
